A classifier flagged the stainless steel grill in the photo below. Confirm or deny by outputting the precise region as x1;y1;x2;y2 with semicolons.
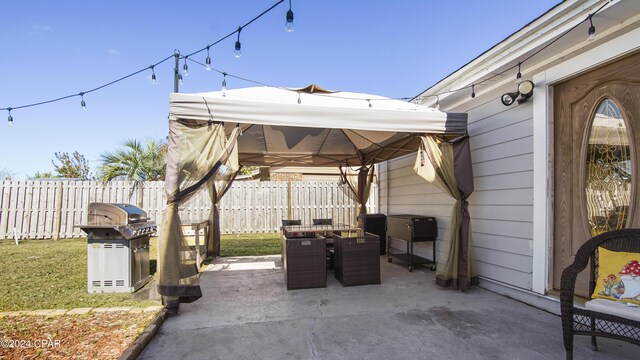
79;203;156;293
81;202;157;240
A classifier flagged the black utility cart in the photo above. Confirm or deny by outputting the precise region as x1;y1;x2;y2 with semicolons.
386;214;437;272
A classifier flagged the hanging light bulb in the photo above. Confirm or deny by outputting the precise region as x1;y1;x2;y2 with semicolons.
434;95;440;110
222;72;227;93
183;57;189;76
205;46;212;70
367;100;372;108
234;27;242;58
515;62;522;84
150;66;157;84
7;108;13;127
285;0;294;32
471;84;476;98
587;14;596;41
178;73;183;84
79;92;86;111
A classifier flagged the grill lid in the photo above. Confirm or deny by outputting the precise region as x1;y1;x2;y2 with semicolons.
87;203;149;225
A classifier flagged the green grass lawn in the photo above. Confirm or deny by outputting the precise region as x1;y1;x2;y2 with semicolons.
0;233;279;311
0;238;160;312
219;233;280;257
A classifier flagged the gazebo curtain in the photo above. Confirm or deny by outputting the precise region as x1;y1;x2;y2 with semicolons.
414;135;476;290
339;165;375;217
158;121;240;309
207;167;241;257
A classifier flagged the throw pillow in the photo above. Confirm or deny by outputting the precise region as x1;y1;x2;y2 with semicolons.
592;246;640;305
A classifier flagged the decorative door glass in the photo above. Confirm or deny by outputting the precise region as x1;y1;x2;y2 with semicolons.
585;98;632;236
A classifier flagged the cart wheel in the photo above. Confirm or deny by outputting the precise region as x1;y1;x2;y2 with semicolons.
388;258;392;263
408;267;413;272
430;265;436;271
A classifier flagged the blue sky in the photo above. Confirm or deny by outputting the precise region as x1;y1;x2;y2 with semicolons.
0;0;560;179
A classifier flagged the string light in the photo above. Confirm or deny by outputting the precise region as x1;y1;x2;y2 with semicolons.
471;84;475;98
205;46;212;70
587;14;596;41
434;95;440;110
7;108;13;127
285;0;294;32
178;73;183;84
367;99;372;108
150;65;157;84
297;92;301;104
235;27;243;58
412;1;610;106
515;62;522;84
2;0;614;122
79;92;86;111
222;72;227;95
1;0;286;121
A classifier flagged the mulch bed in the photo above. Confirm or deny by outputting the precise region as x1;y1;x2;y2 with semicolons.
0;311;158;359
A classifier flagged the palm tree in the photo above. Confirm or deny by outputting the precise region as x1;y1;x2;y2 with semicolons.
97;138;167;181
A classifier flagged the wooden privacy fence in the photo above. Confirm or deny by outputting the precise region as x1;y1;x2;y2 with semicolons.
0;180;165;240
0;180;377;239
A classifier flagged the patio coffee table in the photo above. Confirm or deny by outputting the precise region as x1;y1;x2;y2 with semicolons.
282;224;359;290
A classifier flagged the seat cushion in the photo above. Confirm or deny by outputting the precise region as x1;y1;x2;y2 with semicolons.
592;247;640;305
584;298;640;322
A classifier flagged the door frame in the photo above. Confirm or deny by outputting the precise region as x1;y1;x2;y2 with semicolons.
531;27;640;294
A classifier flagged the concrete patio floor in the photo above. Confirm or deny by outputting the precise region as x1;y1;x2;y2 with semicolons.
140;255;636;360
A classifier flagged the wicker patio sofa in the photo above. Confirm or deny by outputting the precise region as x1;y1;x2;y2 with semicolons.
560;228;640;360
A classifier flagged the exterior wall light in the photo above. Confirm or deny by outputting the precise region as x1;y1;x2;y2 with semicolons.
501;80;534;106
501;92;519;106
517;80;534;103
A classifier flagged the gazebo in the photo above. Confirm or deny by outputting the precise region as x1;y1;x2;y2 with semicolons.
158;85;474;311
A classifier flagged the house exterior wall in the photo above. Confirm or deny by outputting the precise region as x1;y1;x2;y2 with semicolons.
378;156;454;265
468;100;535;290
381;19;640;301
380;96;535;290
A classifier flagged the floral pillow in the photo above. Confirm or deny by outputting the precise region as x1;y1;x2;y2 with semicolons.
592;246;640;305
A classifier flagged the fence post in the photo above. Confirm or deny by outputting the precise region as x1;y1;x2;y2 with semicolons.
287;180;292;220
53;182;63;240
137;182;144;209
0;180;10;238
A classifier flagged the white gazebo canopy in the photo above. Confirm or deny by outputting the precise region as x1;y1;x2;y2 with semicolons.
169;85;468;167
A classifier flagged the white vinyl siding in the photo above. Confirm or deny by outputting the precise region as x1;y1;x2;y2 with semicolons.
468;99;534;289
380;96;535;290
378;156;453;264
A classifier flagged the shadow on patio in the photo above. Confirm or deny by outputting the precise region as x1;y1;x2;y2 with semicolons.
140;256;635;360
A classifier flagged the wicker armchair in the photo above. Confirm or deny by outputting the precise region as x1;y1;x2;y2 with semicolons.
560;228;640;360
